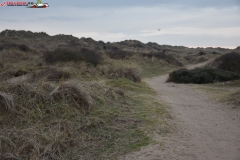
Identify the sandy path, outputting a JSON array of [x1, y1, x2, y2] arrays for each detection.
[[120, 63, 240, 160]]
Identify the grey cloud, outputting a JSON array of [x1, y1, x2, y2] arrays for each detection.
[[50, 0, 240, 8]]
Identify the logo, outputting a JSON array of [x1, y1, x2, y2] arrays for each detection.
[[1, 0, 49, 8], [0, 1, 27, 6]]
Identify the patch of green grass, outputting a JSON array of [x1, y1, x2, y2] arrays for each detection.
[[106, 78, 155, 94], [106, 54, 177, 78], [194, 80, 240, 106], [106, 77, 171, 135]]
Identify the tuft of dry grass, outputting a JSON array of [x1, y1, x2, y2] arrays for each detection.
[[51, 81, 93, 111], [102, 66, 141, 82], [0, 92, 15, 113], [31, 66, 71, 82]]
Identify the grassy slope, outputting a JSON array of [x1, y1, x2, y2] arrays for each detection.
[[0, 48, 171, 160], [0, 30, 228, 159]]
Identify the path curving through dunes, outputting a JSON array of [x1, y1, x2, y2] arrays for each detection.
[[120, 62, 240, 160]]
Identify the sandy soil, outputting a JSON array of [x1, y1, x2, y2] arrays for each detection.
[[120, 63, 240, 160]]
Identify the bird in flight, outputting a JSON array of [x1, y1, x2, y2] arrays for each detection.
[[158, 29, 161, 31]]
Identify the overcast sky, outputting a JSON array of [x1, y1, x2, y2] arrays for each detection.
[[1, 0, 240, 48]]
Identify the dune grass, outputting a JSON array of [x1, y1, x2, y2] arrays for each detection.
[[0, 50, 171, 159], [0, 37, 179, 159]]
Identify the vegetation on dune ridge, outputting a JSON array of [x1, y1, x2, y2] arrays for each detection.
[[167, 68, 240, 84], [0, 29, 49, 38], [142, 51, 183, 66], [43, 48, 103, 66], [207, 52, 240, 74]]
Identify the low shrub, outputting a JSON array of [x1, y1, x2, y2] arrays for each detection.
[[198, 51, 206, 56], [106, 50, 133, 59], [167, 68, 240, 84], [0, 43, 30, 52], [44, 48, 103, 66], [142, 52, 183, 66]]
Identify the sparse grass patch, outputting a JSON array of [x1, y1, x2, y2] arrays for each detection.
[[106, 78, 153, 94], [194, 80, 240, 106], [111, 54, 177, 78], [106, 79, 170, 134], [227, 90, 240, 107]]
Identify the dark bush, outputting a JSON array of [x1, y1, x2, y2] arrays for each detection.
[[0, 44, 30, 52], [184, 55, 193, 61], [167, 68, 240, 84], [235, 46, 240, 50], [18, 44, 30, 51], [98, 40, 105, 44], [143, 52, 183, 66], [198, 52, 206, 56], [106, 50, 133, 60], [44, 48, 103, 66], [15, 69, 28, 77], [69, 39, 81, 46], [80, 48, 103, 66]]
